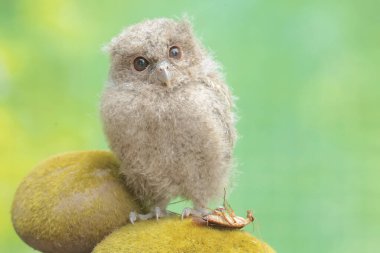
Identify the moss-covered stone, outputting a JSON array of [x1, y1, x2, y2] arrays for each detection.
[[12, 150, 141, 253], [11, 150, 275, 252], [93, 218, 275, 253]]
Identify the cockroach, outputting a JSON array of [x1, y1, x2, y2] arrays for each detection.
[[200, 208, 254, 229], [193, 189, 255, 230]]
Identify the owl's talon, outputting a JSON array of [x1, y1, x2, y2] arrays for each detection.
[[181, 207, 211, 220], [155, 206, 162, 220], [130, 207, 167, 223], [181, 207, 193, 220], [198, 208, 212, 216], [129, 211, 137, 224], [137, 212, 153, 220]]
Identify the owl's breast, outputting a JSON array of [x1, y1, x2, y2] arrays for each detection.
[[101, 82, 234, 185]]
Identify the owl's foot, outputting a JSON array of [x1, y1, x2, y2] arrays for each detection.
[[129, 207, 167, 224], [181, 207, 211, 220]]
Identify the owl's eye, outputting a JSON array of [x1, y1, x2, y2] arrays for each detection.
[[169, 46, 181, 59], [133, 57, 149, 71]]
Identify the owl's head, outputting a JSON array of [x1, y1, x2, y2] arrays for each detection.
[[104, 18, 218, 90]]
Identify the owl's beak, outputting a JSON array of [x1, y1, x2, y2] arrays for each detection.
[[156, 61, 171, 86]]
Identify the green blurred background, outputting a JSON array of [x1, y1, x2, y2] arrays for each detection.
[[1, 0, 379, 252]]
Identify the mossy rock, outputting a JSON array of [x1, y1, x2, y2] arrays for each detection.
[[93, 218, 275, 253], [12, 150, 141, 253]]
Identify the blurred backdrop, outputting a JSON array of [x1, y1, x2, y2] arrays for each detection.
[[1, 0, 379, 252]]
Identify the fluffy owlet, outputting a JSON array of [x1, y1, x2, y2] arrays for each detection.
[[100, 18, 236, 222]]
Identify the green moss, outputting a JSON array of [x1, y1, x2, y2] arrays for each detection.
[[93, 218, 275, 253], [12, 150, 141, 253]]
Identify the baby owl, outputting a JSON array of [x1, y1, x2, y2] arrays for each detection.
[[100, 18, 236, 222]]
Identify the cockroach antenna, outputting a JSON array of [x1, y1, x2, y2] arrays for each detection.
[[223, 188, 227, 207]]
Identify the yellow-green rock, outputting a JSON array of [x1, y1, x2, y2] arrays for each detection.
[[93, 218, 275, 253], [12, 150, 141, 253]]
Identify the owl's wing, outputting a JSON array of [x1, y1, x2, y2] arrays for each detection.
[[202, 77, 237, 148]]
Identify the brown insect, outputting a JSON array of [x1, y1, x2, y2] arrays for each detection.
[[194, 190, 255, 229]]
